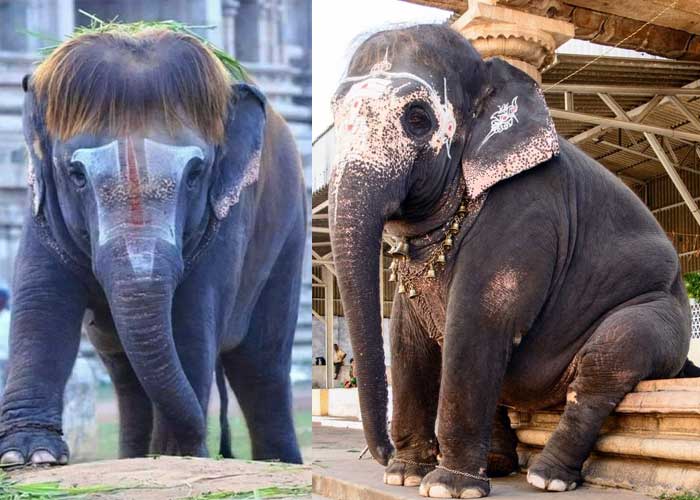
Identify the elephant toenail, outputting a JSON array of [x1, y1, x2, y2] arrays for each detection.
[[384, 473, 403, 485], [460, 488, 485, 499], [30, 450, 56, 464], [404, 476, 422, 487], [0, 451, 24, 465], [548, 479, 567, 491], [526, 471, 547, 490], [568, 482, 578, 491], [58, 455, 68, 465], [428, 485, 453, 498], [419, 482, 430, 496]]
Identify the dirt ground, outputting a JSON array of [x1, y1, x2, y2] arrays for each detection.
[[10, 456, 310, 499]]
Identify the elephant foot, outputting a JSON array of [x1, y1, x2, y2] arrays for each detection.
[[526, 454, 581, 492], [486, 451, 518, 477], [0, 429, 69, 466], [419, 466, 490, 498], [384, 457, 436, 487]]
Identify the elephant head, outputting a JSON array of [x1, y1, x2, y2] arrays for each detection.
[[23, 30, 265, 452], [329, 25, 558, 465]]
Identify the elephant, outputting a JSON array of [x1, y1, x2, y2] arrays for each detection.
[[328, 24, 696, 498], [0, 28, 306, 465]]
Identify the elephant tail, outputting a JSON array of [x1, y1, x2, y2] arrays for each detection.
[[216, 360, 234, 458], [677, 358, 700, 378]]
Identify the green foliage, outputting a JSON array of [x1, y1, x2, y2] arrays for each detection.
[[660, 493, 700, 500], [25, 10, 248, 81], [684, 272, 700, 300], [0, 472, 124, 499], [186, 485, 311, 500]]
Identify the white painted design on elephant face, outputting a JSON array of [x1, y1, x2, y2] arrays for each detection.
[[482, 268, 522, 319], [567, 390, 578, 404], [72, 139, 204, 275], [330, 68, 456, 226], [478, 96, 519, 151]]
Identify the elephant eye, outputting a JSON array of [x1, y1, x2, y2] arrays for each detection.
[[186, 157, 205, 188], [403, 103, 434, 139], [68, 161, 87, 188]]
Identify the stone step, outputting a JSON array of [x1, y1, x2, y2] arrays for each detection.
[[510, 376, 700, 497]]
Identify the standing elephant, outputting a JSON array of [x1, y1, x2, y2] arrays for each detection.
[[0, 28, 305, 465], [329, 25, 695, 498]]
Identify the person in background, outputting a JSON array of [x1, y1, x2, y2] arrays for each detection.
[[333, 343, 346, 380], [344, 358, 357, 388]]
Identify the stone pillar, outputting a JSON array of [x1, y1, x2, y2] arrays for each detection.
[[269, 0, 284, 65], [222, 0, 240, 56], [257, 0, 271, 64], [452, 0, 574, 84]]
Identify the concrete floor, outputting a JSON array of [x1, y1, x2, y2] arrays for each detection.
[[312, 423, 654, 500]]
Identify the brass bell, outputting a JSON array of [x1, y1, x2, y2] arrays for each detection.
[[426, 266, 436, 278], [437, 252, 446, 264], [458, 204, 467, 214], [398, 283, 406, 294], [444, 236, 453, 249], [408, 287, 418, 298], [389, 259, 398, 270], [451, 221, 460, 232], [389, 272, 397, 282]]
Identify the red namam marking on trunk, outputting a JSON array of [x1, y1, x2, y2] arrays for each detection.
[[126, 137, 145, 226]]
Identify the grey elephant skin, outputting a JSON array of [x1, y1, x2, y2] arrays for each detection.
[[0, 30, 305, 465], [329, 25, 697, 498]]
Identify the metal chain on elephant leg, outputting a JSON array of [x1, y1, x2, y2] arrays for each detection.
[[435, 465, 491, 485]]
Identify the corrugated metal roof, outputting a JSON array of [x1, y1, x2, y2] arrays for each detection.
[[543, 54, 700, 181]]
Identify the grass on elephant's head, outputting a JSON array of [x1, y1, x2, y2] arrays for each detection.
[[24, 10, 247, 81]]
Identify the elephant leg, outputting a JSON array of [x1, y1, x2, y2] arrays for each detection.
[[527, 295, 686, 492], [384, 297, 441, 487], [487, 406, 518, 477], [0, 231, 87, 466], [222, 233, 304, 464], [99, 352, 152, 458]]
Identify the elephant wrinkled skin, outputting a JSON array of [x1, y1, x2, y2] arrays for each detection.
[[0, 29, 305, 466], [329, 25, 695, 498]]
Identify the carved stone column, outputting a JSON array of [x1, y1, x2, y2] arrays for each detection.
[[222, 0, 240, 57], [452, 0, 574, 83], [257, 0, 272, 63]]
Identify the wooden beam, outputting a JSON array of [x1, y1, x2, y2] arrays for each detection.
[[568, 78, 700, 145], [550, 109, 700, 143], [564, 91, 574, 112], [669, 95, 700, 132], [645, 133, 700, 228], [312, 199, 329, 214], [547, 84, 700, 96]]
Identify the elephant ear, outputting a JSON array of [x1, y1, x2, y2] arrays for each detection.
[[462, 58, 559, 199], [210, 83, 267, 220], [22, 74, 49, 217]]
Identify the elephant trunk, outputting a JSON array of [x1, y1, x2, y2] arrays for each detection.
[[329, 166, 397, 466], [95, 236, 205, 455]]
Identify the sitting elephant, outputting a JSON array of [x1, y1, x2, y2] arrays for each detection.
[[329, 24, 695, 498], [0, 28, 305, 465]]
